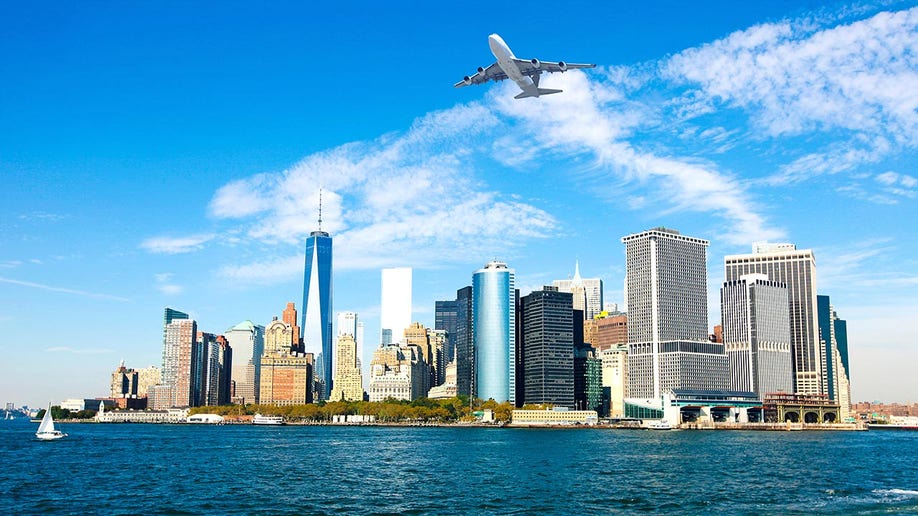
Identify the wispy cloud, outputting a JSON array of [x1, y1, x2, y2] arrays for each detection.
[[45, 346, 114, 355], [140, 234, 216, 254], [153, 273, 184, 295], [0, 260, 22, 269], [0, 276, 129, 302]]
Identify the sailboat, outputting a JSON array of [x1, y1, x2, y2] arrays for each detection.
[[35, 403, 67, 440]]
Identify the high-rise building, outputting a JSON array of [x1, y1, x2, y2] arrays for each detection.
[[622, 228, 729, 411], [553, 261, 604, 320], [574, 343, 603, 412], [282, 302, 301, 350], [600, 344, 628, 418], [520, 286, 574, 408], [453, 286, 474, 397], [329, 334, 364, 402], [367, 345, 428, 402], [818, 295, 851, 417], [725, 243, 822, 395], [380, 267, 412, 344], [225, 320, 265, 404], [111, 361, 137, 398], [163, 318, 197, 408], [721, 274, 793, 397], [260, 306, 313, 406], [215, 336, 232, 405], [473, 261, 516, 404], [195, 332, 222, 406], [428, 329, 447, 387], [302, 205, 333, 399], [590, 312, 628, 352], [136, 365, 161, 398], [435, 299, 459, 362]]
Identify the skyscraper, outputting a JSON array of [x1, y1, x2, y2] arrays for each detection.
[[818, 295, 851, 414], [473, 261, 516, 404], [622, 228, 729, 409], [724, 243, 822, 395], [302, 223, 333, 399], [553, 261, 604, 320], [720, 274, 793, 397], [225, 320, 265, 404], [454, 286, 474, 397], [329, 334, 364, 401], [260, 305, 313, 406], [520, 287, 574, 408], [435, 299, 459, 362], [380, 267, 412, 344], [163, 318, 197, 408]]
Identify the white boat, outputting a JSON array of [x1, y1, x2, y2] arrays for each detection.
[[36, 404, 67, 440], [252, 413, 285, 425]]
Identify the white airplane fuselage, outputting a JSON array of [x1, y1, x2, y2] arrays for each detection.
[[488, 34, 536, 94]]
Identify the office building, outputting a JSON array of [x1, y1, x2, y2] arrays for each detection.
[[622, 228, 729, 412], [721, 274, 793, 397], [226, 320, 265, 404], [818, 295, 851, 418], [260, 305, 313, 405], [435, 299, 459, 362], [367, 345, 428, 402], [553, 261, 604, 320], [302, 202, 333, 399], [473, 261, 516, 404], [520, 287, 574, 408], [575, 343, 603, 412], [725, 243, 823, 395], [380, 267, 412, 344], [600, 344, 628, 418], [590, 312, 628, 352], [163, 318, 197, 408], [329, 334, 364, 402], [450, 286, 474, 397], [195, 332, 222, 406]]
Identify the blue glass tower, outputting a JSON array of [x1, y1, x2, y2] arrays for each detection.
[[302, 228, 333, 400], [473, 261, 516, 404]]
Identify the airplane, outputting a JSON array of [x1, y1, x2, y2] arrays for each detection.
[[455, 34, 596, 99]]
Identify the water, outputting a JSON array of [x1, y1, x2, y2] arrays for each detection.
[[2, 420, 917, 514]]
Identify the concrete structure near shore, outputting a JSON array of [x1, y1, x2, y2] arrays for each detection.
[[96, 408, 189, 423], [510, 408, 599, 426]]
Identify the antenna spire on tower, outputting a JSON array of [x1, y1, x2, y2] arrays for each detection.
[[318, 188, 323, 232]]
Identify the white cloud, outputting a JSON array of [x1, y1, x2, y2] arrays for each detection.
[[45, 346, 114, 355], [140, 234, 216, 254], [663, 7, 918, 182]]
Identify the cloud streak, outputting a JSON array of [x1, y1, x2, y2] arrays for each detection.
[[0, 276, 129, 302]]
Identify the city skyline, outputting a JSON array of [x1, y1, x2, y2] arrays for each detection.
[[2, 2, 917, 407]]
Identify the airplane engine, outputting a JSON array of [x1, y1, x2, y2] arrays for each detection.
[[558, 61, 568, 71], [530, 58, 541, 69], [463, 76, 472, 85], [477, 66, 486, 74]]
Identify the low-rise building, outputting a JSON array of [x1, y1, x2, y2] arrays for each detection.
[[510, 408, 599, 426]]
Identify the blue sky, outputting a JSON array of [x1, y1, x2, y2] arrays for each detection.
[[2, 1, 916, 407]]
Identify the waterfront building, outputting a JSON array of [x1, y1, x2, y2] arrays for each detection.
[[302, 203, 333, 399], [724, 243, 823, 396], [111, 361, 138, 398], [428, 352, 458, 399], [574, 343, 603, 413], [428, 329, 447, 387], [163, 318, 198, 408], [435, 299, 459, 362], [520, 287, 574, 408], [329, 334, 364, 402], [195, 332, 222, 406], [380, 267, 412, 344], [215, 336, 232, 405], [367, 345, 428, 402], [225, 320, 265, 405], [591, 312, 628, 352], [510, 408, 599, 426], [146, 384, 173, 411], [600, 344, 628, 418], [260, 307, 313, 405], [622, 228, 729, 415], [553, 261, 604, 320], [720, 274, 793, 397], [473, 261, 516, 404]]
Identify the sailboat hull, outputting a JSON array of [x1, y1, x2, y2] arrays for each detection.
[[36, 431, 67, 440]]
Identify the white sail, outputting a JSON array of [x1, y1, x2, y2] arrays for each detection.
[[37, 405, 55, 434]]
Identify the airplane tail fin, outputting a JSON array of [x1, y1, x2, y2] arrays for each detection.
[[514, 88, 563, 99]]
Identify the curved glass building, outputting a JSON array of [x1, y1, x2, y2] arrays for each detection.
[[473, 261, 516, 404]]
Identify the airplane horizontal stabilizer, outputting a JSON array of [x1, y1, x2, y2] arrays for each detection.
[[514, 88, 563, 99]]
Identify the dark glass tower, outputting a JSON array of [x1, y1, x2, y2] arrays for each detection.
[[435, 300, 459, 361], [302, 229, 333, 400], [454, 286, 473, 397], [520, 287, 574, 408]]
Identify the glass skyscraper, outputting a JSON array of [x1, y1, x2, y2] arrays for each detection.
[[302, 229, 333, 399], [473, 261, 516, 404]]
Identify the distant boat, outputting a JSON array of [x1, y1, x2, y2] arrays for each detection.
[[35, 404, 67, 440], [648, 419, 674, 430], [252, 414, 285, 426]]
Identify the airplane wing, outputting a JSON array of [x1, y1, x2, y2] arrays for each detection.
[[512, 58, 596, 76], [454, 62, 507, 88]]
